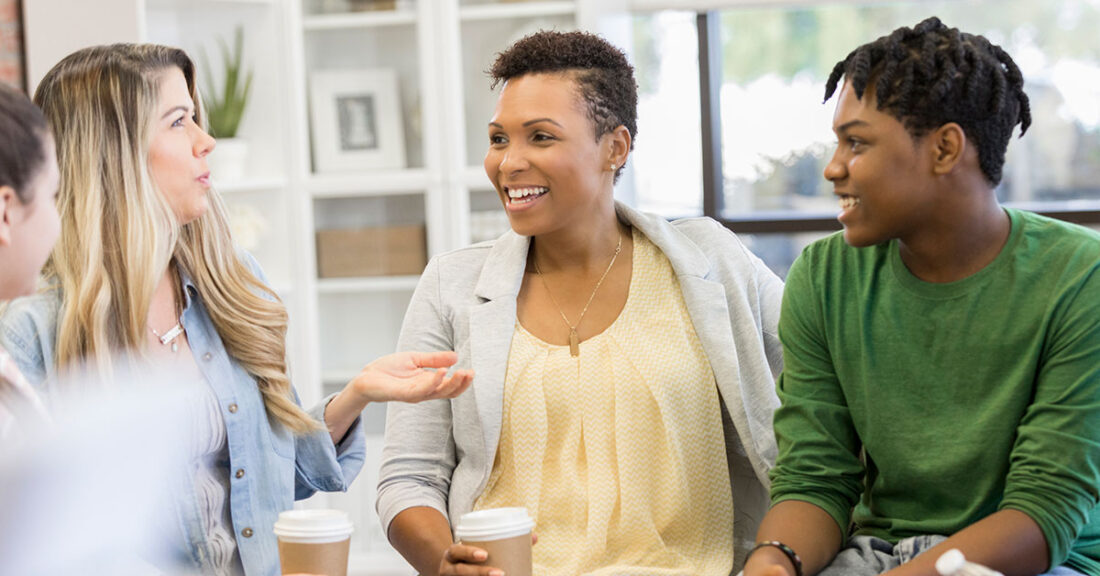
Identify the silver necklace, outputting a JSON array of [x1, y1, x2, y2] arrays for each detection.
[[150, 321, 185, 353]]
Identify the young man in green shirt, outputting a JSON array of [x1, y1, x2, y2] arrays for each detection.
[[743, 16, 1100, 576]]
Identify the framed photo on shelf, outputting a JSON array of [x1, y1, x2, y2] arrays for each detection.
[[309, 68, 405, 172]]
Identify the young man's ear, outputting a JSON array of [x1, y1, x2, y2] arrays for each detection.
[[0, 186, 16, 247], [930, 122, 967, 175]]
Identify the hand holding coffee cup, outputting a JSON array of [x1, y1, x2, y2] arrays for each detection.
[[273, 509, 354, 576], [445, 508, 534, 576]]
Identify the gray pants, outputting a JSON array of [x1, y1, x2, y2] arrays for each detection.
[[815, 535, 1084, 576]]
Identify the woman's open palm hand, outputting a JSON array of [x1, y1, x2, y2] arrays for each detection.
[[350, 351, 473, 404]]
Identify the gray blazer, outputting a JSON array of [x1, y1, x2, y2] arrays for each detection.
[[378, 202, 784, 569]]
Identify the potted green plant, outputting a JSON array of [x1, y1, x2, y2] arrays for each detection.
[[201, 26, 253, 183]]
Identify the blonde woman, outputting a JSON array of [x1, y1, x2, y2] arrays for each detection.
[[0, 44, 471, 576]]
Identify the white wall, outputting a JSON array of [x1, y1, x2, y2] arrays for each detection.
[[22, 0, 143, 94]]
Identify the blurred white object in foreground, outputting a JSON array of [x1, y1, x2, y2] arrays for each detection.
[[935, 548, 1006, 576], [0, 361, 206, 576]]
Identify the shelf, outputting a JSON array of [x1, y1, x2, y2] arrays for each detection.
[[303, 10, 417, 31], [316, 275, 421, 294], [146, 0, 274, 7], [215, 176, 287, 194], [308, 169, 436, 198], [459, 1, 575, 22]]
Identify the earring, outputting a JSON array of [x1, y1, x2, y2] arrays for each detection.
[[609, 162, 617, 171]]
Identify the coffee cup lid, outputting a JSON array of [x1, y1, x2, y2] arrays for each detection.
[[273, 509, 354, 544], [453, 507, 534, 542]]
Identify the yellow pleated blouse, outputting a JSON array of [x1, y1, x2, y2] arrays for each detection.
[[474, 229, 734, 576]]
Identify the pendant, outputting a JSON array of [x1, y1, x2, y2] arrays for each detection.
[[156, 322, 185, 353], [159, 323, 185, 346], [569, 329, 580, 357]]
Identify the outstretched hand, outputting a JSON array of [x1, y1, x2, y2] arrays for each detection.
[[349, 351, 473, 404]]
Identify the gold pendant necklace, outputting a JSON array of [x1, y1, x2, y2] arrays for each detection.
[[533, 228, 623, 357]]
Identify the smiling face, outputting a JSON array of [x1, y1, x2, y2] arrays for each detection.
[[484, 73, 619, 238], [825, 80, 939, 247], [147, 66, 215, 225]]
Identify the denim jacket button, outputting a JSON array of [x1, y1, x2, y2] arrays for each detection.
[[242, 527, 253, 538], [228, 403, 238, 414], [203, 352, 212, 361], [235, 468, 245, 479]]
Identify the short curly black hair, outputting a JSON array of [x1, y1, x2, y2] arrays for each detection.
[[824, 16, 1031, 186], [489, 30, 638, 182]]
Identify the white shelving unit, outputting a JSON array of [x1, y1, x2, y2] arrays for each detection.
[[459, 0, 576, 21], [25, 0, 630, 574], [302, 10, 419, 30], [214, 177, 288, 194], [317, 276, 422, 294], [306, 169, 437, 198]]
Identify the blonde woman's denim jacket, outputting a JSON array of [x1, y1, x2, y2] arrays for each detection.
[[0, 255, 365, 576]]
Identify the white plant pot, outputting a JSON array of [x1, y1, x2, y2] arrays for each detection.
[[208, 137, 249, 184]]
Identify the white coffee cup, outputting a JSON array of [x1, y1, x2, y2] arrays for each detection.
[[273, 509, 354, 576], [454, 507, 534, 576]]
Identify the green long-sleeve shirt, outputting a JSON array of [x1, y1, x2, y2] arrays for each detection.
[[771, 208, 1100, 573]]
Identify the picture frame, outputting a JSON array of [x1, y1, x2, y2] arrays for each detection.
[[309, 68, 405, 172]]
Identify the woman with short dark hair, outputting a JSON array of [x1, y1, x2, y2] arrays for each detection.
[[380, 30, 784, 576]]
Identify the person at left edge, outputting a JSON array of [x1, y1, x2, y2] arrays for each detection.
[[0, 82, 59, 441], [0, 43, 473, 576]]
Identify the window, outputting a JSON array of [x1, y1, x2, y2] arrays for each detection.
[[629, 10, 703, 218], [627, 0, 1100, 276]]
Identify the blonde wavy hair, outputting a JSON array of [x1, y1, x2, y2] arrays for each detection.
[[34, 43, 318, 433]]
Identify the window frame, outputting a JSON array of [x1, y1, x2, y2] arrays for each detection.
[[690, 10, 1100, 234]]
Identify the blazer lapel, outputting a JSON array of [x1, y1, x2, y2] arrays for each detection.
[[620, 202, 744, 404], [677, 276, 744, 420], [468, 299, 518, 459], [620, 202, 770, 479], [618, 204, 735, 329], [468, 231, 529, 463]]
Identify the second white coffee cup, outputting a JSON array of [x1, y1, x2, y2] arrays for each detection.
[[273, 509, 354, 576], [454, 507, 534, 576]]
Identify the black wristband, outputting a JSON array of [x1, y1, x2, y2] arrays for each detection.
[[746, 541, 803, 576]]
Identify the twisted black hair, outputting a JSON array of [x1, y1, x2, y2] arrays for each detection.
[[824, 16, 1031, 186], [0, 82, 50, 203], [489, 30, 638, 182]]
